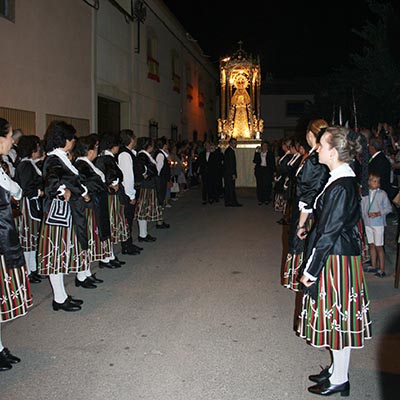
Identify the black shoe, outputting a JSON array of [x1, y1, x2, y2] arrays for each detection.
[[67, 295, 83, 305], [75, 277, 97, 289], [121, 247, 140, 255], [88, 273, 104, 284], [110, 259, 123, 268], [114, 256, 126, 265], [0, 348, 21, 364], [52, 298, 82, 312], [156, 222, 170, 229], [232, 203, 243, 207], [202, 201, 207, 205], [309, 366, 332, 384], [308, 380, 350, 396], [0, 355, 12, 371], [99, 260, 121, 269], [138, 234, 157, 242], [131, 244, 143, 251], [29, 273, 42, 283]]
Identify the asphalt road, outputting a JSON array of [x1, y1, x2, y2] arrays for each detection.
[[1, 187, 399, 400]]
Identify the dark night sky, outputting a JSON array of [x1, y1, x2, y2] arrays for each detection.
[[163, 0, 396, 78]]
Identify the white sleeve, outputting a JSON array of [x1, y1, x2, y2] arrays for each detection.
[[118, 152, 136, 199], [9, 177, 22, 200], [156, 153, 163, 175]]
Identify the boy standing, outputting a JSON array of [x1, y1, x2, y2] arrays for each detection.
[[361, 172, 393, 277]]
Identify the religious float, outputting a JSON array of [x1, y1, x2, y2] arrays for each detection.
[[218, 42, 264, 187]]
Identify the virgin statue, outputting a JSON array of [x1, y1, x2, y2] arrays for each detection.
[[230, 75, 251, 139]]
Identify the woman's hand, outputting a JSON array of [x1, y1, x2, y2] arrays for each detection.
[[63, 189, 71, 202], [297, 226, 308, 240], [83, 194, 91, 203], [300, 274, 314, 288]]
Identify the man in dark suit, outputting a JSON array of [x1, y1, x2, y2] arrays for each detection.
[[223, 137, 242, 207], [253, 140, 276, 204], [368, 139, 395, 200], [198, 142, 218, 204]]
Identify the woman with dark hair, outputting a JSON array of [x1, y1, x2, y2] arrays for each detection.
[[135, 137, 169, 242], [94, 133, 128, 268], [282, 119, 329, 292], [73, 134, 111, 286], [37, 120, 90, 312], [297, 126, 372, 396], [0, 118, 32, 371], [14, 135, 44, 284]]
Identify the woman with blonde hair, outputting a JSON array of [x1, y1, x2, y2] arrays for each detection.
[[297, 126, 371, 396]]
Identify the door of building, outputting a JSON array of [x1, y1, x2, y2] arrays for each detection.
[[98, 96, 120, 135]]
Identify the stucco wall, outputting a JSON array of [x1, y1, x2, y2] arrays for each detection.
[[0, 0, 92, 136]]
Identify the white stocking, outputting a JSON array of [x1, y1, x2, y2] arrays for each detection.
[[24, 251, 37, 273], [330, 348, 351, 384], [49, 274, 68, 303], [76, 271, 86, 282], [109, 245, 115, 261], [85, 266, 92, 277], [138, 220, 147, 238]]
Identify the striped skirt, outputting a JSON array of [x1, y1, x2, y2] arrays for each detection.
[[108, 194, 129, 244], [37, 216, 89, 275], [18, 197, 41, 252], [282, 216, 314, 292], [297, 255, 372, 350], [135, 187, 163, 222], [86, 208, 112, 262], [282, 252, 303, 292], [0, 256, 32, 322]]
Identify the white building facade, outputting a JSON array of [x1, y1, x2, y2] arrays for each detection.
[[0, 0, 218, 141]]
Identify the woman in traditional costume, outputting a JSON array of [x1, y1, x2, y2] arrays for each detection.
[[73, 134, 111, 287], [94, 133, 128, 268], [297, 126, 371, 396], [135, 137, 169, 242], [0, 118, 32, 371], [282, 119, 329, 291], [14, 135, 44, 284], [38, 120, 90, 311]]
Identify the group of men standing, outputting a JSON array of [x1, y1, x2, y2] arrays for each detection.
[[197, 137, 245, 207]]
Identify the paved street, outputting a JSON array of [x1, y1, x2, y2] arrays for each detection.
[[1, 187, 399, 400]]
